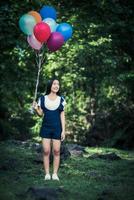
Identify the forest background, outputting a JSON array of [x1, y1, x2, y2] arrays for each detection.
[[0, 0, 134, 150]]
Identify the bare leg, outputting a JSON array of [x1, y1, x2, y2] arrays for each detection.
[[52, 139, 61, 174], [42, 138, 51, 174]]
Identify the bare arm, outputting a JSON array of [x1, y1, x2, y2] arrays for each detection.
[[60, 111, 65, 141]]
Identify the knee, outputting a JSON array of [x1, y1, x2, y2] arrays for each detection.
[[53, 149, 60, 156], [43, 150, 50, 156]]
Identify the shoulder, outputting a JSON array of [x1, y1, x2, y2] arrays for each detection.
[[59, 95, 65, 102], [39, 94, 45, 98], [60, 96, 66, 106], [60, 95, 65, 100], [37, 95, 45, 107], [38, 95, 45, 103], [39, 95, 45, 101]]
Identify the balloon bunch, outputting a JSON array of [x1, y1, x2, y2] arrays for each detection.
[[19, 5, 73, 52], [19, 6, 73, 113]]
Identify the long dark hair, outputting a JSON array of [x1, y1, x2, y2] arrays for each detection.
[[45, 78, 61, 95]]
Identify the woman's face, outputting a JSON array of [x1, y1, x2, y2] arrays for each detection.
[[51, 80, 60, 93]]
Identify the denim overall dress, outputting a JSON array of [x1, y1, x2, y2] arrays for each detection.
[[39, 95, 65, 140]]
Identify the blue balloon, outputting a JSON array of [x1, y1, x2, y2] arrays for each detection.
[[39, 6, 57, 20], [56, 23, 73, 41]]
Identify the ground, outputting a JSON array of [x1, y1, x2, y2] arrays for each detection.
[[0, 140, 134, 200]]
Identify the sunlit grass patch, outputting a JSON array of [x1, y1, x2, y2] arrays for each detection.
[[84, 146, 134, 160]]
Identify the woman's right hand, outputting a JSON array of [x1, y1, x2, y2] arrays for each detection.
[[32, 101, 38, 110]]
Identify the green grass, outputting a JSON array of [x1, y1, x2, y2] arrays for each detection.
[[0, 140, 134, 200]]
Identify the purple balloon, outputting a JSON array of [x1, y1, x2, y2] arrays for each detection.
[[47, 32, 64, 52]]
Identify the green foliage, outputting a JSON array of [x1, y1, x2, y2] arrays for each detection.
[[0, 0, 134, 148]]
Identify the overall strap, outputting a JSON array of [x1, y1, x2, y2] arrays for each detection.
[[40, 95, 45, 110]]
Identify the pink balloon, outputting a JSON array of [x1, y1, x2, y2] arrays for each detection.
[[27, 34, 42, 50], [47, 32, 64, 52]]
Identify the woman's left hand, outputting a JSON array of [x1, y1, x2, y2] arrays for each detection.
[[61, 132, 65, 141]]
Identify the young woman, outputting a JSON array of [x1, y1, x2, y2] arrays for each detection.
[[32, 78, 66, 181]]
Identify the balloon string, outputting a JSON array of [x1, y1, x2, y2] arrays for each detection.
[[33, 46, 47, 102], [33, 50, 44, 101], [34, 59, 40, 101]]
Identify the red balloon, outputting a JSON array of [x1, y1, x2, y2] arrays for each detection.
[[34, 22, 51, 42]]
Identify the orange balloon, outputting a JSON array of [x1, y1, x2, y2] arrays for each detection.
[[28, 11, 42, 23]]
